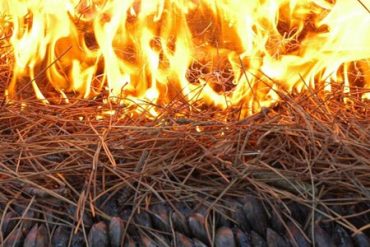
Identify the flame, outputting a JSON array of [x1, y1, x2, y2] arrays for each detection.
[[1, 0, 369, 116]]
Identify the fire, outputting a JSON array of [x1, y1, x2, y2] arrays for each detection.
[[1, 0, 369, 116]]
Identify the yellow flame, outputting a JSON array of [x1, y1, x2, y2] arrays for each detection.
[[1, 0, 369, 116]]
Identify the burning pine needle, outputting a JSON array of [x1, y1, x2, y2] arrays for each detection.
[[0, 0, 369, 246]]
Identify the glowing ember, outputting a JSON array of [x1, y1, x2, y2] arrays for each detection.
[[1, 0, 369, 116]]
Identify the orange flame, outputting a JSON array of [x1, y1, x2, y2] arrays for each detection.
[[1, 0, 369, 116]]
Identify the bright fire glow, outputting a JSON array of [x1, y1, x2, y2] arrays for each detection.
[[1, 0, 369, 116]]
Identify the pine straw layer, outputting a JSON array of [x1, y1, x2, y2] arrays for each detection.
[[0, 86, 369, 239]]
